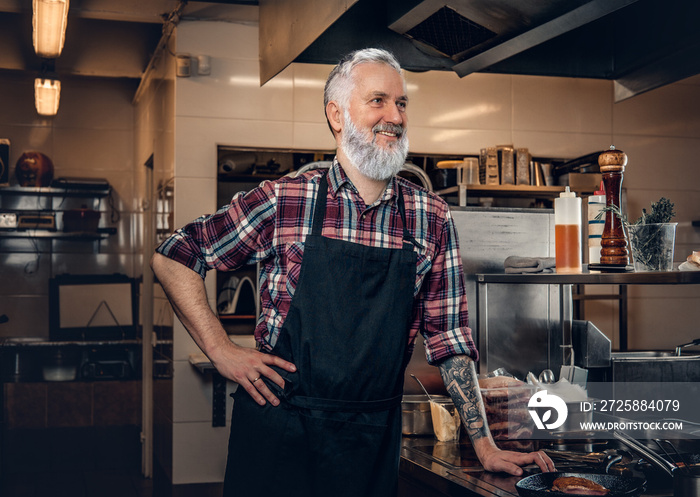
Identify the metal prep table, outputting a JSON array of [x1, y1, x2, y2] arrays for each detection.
[[399, 436, 694, 497], [475, 269, 700, 376]]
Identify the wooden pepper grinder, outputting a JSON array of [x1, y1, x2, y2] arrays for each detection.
[[599, 146, 629, 266]]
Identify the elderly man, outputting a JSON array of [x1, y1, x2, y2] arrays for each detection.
[[151, 48, 553, 497]]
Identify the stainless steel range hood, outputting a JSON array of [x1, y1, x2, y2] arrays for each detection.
[[260, 0, 700, 102]]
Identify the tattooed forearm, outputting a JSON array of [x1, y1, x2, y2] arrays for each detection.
[[438, 355, 490, 442]]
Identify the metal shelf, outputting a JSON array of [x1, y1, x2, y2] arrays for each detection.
[[0, 185, 115, 241], [0, 185, 111, 198], [437, 184, 595, 199], [0, 228, 114, 240], [477, 269, 700, 285], [477, 269, 700, 354]]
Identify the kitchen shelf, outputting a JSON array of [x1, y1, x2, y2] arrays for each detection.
[[436, 184, 596, 199], [0, 183, 115, 243], [477, 269, 700, 285], [0, 185, 111, 198], [0, 228, 115, 240], [476, 268, 700, 359], [217, 173, 286, 182], [2, 338, 141, 347]]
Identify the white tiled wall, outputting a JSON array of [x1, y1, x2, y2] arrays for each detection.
[[161, 19, 700, 484], [0, 72, 141, 339]]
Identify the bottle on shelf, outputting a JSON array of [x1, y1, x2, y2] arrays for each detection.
[[555, 186, 582, 273]]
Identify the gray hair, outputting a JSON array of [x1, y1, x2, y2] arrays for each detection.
[[323, 48, 403, 132]]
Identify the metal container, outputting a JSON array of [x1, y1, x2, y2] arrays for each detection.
[[674, 468, 700, 497], [401, 394, 448, 436], [42, 348, 81, 381], [611, 351, 700, 382]]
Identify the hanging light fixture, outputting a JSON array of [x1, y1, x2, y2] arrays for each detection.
[[35, 78, 61, 116], [32, 0, 70, 58]]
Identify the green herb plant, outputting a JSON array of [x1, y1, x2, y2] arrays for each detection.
[[596, 197, 676, 269]]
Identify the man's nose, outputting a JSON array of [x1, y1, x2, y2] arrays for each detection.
[[384, 103, 405, 125]]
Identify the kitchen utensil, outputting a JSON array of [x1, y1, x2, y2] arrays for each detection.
[[543, 448, 625, 473], [674, 467, 700, 497], [532, 161, 545, 186], [41, 347, 80, 381], [654, 439, 691, 473], [649, 440, 700, 497], [401, 394, 449, 436], [516, 472, 646, 497], [613, 431, 674, 477], [599, 147, 630, 266], [675, 338, 700, 356], [538, 369, 555, 384], [465, 157, 480, 185], [410, 373, 434, 401]]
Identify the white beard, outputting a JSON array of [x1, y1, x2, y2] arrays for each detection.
[[340, 109, 409, 181]]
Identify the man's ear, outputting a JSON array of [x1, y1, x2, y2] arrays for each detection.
[[326, 101, 342, 135]]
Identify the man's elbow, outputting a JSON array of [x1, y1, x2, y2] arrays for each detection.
[[150, 251, 167, 275]]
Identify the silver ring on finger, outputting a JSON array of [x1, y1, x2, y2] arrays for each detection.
[[252, 376, 261, 384]]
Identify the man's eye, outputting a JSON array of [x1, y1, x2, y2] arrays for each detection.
[[397, 101, 407, 110], [371, 98, 383, 104]]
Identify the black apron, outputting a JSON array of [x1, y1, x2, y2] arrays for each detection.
[[223, 172, 417, 497]]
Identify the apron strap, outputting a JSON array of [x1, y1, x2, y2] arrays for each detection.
[[311, 171, 329, 237], [312, 170, 423, 249], [396, 182, 424, 250]]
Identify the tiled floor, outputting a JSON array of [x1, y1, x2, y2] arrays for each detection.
[[2, 425, 153, 497]]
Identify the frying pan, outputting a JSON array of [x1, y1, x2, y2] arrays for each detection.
[[516, 472, 647, 497]]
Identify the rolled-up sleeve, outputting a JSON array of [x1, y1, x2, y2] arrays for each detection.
[[156, 181, 277, 278], [419, 208, 478, 365]]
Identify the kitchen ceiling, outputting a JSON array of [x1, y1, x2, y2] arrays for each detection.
[[0, 0, 698, 103], [0, 0, 256, 79]]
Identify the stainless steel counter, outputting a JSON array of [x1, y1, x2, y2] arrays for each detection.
[[399, 437, 676, 497], [477, 270, 700, 285], [400, 438, 525, 497], [0, 337, 145, 382], [1, 338, 143, 347]]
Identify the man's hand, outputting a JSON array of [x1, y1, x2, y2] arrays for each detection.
[[151, 253, 296, 406], [209, 341, 296, 407], [477, 442, 555, 476], [437, 355, 555, 476]]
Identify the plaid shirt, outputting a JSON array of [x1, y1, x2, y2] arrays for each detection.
[[157, 159, 477, 365]]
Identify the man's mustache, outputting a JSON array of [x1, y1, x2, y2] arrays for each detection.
[[372, 123, 404, 138]]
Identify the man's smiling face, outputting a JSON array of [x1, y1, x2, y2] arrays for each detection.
[[339, 62, 409, 181], [343, 62, 408, 150]]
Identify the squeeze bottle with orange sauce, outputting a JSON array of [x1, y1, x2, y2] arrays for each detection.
[[555, 186, 582, 273]]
